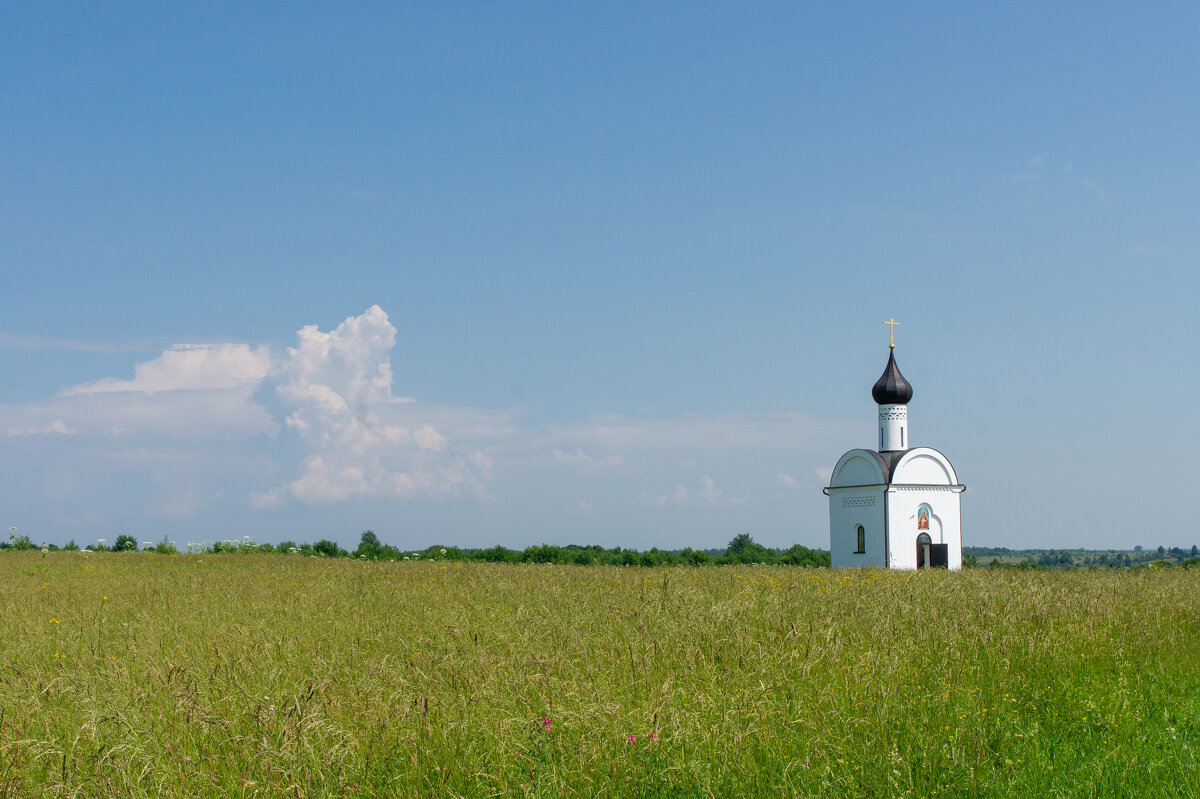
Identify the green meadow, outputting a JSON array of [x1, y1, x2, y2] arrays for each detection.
[[2, 552, 1197, 798]]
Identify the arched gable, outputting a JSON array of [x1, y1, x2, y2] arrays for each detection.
[[829, 449, 888, 488], [890, 447, 959, 486]]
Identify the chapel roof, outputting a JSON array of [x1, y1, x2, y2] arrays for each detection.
[[859, 449, 907, 482], [829, 446, 960, 488], [871, 349, 913, 405]]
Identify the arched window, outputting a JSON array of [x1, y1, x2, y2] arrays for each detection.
[[855, 525, 865, 554]]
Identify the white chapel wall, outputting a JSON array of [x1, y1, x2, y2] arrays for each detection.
[[886, 487, 962, 570], [829, 489, 887, 568]]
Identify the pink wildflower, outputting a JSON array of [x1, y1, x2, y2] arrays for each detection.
[[648, 733, 658, 742], [627, 734, 636, 743], [539, 716, 553, 732]]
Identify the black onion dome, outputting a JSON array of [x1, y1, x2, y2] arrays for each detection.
[[871, 349, 913, 405]]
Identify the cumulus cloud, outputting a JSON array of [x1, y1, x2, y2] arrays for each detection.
[[697, 475, 723, 505], [0, 346, 274, 440], [66, 343, 270, 394], [654, 483, 689, 507], [256, 306, 491, 505]]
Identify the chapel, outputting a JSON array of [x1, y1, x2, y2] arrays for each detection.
[[824, 321, 965, 569]]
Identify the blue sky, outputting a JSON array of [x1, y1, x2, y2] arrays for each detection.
[[3, 3, 1198, 551]]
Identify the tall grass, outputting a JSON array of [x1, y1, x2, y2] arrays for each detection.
[[2, 552, 1197, 797]]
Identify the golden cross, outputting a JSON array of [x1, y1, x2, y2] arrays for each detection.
[[882, 318, 900, 349]]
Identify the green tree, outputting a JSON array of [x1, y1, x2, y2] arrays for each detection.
[[725, 533, 769, 564], [780, 544, 829, 567], [113, 534, 138, 552], [313, 539, 342, 558], [356, 530, 382, 559]]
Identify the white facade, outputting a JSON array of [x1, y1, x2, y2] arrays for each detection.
[[827, 451, 888, 568], [825, 349, 965, 569]]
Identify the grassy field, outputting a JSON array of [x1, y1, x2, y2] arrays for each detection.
[[2, 553, 1197, 798]]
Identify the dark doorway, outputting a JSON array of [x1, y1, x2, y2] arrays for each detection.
[[930, 544, 949, 569], [916, 533, 932, 568]]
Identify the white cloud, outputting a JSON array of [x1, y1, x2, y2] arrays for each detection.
[[66, 343, 270, 394], [249, 489, 283, 510], [257, 306, 490, 505], [7, 419, 76, 437], [414, 425, 447, 451], [552, 448, 590, 463], [698, 475, 723, 505], [1, 365, 274, 440], [777, 472, 799, 490], [654, 483, 688, 507]]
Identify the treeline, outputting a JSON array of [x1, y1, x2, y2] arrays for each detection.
[[307, 531, 831, 567], [13, 528, 1197, 570], [4, 528, 831, 567], [965, 544, 1200, 569]]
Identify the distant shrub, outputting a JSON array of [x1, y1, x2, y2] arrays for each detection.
[[779, 544, 829, 567], [725, 533, 770, 564], [474, 545, 519, 563], [312, 539, 343, 558], [522, 544, 560, 564], [113, 534, 138, 552], [154, 536, 178, 555]]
